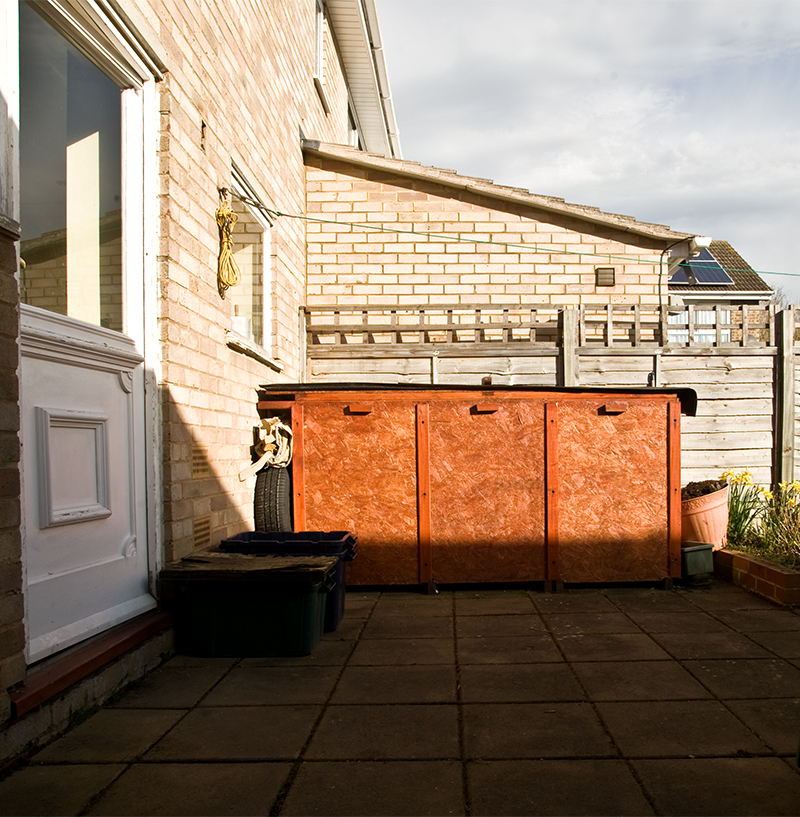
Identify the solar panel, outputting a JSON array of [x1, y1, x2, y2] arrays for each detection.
[[670, 248, 734, 285]]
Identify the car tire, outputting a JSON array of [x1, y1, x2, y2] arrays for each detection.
[[254, 466, 293, 531]]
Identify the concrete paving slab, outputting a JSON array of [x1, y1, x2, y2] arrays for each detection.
[[555, 632, 670, 662], [622, 610, 730, 633], [0, 763, 126, 816], [199, 665, 340, 706], [160, 656, 239, 669], [281, 760, 465, 816], [540, 612, 641, 635], [237, 638, 355, 667], [455, 614, 546, 638], [331, 665, 457, 703], [31, 709, 185, 763], [85, 762, 291, 816], [109, 666, 229, 709], [361, 616, 454, 639], [604, 588, 696, 613], [455, 593, 537, 616], [457, 634, 563, 664], [532, 591, 618, 614], [467, 759, 655, 816], [746, 630, 800, 659], [651, 631, 773, 660], [725, 698, 800, 755], [596, 700, 770, 757], [323, 617, 366, 640], [371, 593, 454, 617], [714, 609, 800, 632], [344, 593, 381, 618], [684, 583, 779, 610], [459, 663, 585, 703], [349, 637, 455, 665], [305, 704, 459, 760], [683, 658, 800, 699], [571, 661, 713, 701], [462, 702, 615, 759], [143, 706, 320, 761], [633, 757, 800, 816], [8, 581, 800, 817]]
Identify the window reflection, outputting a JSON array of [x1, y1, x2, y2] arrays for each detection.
[[19, 1, 123, 332]]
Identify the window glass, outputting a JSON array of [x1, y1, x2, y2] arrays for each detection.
[[228, 189, 270, 348], [18, 1, 123, 332]]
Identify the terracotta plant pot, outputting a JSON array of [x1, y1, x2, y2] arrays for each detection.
[[681, 484, 729, 550]]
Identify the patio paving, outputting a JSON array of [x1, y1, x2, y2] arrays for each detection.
[[2, 579, 800, 815]]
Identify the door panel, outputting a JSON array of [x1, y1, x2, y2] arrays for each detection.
[[557, 400, 668, 583], [428, 400, 546, 583], [21, 307, 154, 662], [302, 400, 419, 584]]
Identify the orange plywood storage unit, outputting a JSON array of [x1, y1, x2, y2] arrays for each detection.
[[256, 384, 696, 588]]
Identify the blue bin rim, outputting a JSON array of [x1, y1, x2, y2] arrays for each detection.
[[219, 530, 357, 560]]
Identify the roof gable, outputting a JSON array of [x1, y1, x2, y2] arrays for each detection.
[[303, 140, 693, 246]]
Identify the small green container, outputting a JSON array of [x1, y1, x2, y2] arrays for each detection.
[[682, 542, 714, 577]]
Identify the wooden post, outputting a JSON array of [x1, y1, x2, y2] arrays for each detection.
[[416, 404, 433, 592], [545, 403, 560, 586], [667, 400, 682, 578], [291, 404, 306, 530], [774, 308, 795, 484], [559, 307, 578, 386]]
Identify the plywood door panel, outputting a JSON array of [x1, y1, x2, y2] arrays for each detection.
[[557, 399, 669, 583], [302, 400, 419, 584], [428, 399, 547, 583]]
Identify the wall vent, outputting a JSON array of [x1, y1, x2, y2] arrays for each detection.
[[194, 516, 211, 549], [192, 445, 210, 478]]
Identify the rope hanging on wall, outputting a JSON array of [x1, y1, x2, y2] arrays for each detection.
[[215, 188, 240, 298]]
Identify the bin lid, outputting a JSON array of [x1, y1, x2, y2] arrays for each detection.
[[160, 550, 338, 583], [257, 382, 698, 416]]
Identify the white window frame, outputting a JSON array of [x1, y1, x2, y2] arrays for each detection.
[[313, 0, 330, 114], [224, 166, 282, 372]]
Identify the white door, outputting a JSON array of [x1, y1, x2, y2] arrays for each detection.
[[17, 2, 156, 663], [20, 309, 154, 662]]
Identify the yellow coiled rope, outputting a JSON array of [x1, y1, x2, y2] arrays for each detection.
[[215, 189, 240, 298]]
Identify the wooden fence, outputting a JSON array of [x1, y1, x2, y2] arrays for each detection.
[[302, 303, 793, 486]]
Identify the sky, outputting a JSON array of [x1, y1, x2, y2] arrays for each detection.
[[375, 0, 800, 301]]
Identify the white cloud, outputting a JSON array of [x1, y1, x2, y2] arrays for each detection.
[[376, 0, 800, 294]]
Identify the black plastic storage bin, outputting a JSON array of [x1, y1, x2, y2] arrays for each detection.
[[219, 531, 357, 632], [161, 551, 338, 657]]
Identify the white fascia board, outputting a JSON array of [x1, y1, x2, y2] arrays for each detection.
[[672, 291, 773, 300]]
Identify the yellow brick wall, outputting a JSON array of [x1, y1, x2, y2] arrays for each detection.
[[121, 0, 355, 560], [305, 157, 665, 309]]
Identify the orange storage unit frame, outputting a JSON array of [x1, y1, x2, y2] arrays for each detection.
[[257, 385, 696, 587]]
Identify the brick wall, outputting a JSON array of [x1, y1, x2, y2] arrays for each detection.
[[305, 156, 665, 309], [120, 0, 356, 561], [0, 230, 23, 724]]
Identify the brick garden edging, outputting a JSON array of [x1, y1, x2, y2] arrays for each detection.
[[714, 549, 800, 605]]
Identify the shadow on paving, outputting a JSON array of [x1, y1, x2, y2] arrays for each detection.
[[2, 579, 800, 816]]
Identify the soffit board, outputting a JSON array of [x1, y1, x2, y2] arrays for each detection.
[[326, 0, 391, 156]]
